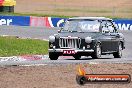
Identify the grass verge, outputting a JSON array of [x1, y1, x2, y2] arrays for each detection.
[[0, 12, 72, 18], [0, 12, 131, 19], [0, 36, 48, 57]]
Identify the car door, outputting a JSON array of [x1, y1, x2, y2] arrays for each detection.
[[100, 20, 113, 53], [107, 21, 119, 52]]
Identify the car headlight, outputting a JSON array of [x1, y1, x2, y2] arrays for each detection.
[[85, 37, 92, 43], [49, 36, 55, 43]]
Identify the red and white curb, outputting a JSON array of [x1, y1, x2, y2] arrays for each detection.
[[0, 55, 73, 62], [19, 55, 49, 61], [0, 56, 23, 62], [1, 35, 49, 41], [0, 55, 49, 62]]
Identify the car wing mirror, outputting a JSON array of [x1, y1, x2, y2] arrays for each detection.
[[115, 34, 120, 38], [58, 27, 63, 33]]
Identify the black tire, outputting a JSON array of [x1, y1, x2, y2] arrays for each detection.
[[76, 75, 86, 85], [73, 55, 81, 60], [91, 43, 101, 59], [113, 43, 122, 58], [49, 52, 59, 60]]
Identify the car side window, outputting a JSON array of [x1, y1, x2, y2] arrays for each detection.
[[101, 21, 109, 33], [107, 21, 115, 33]]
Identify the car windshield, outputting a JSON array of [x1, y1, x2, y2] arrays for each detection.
[[63, 20, 101, 32]]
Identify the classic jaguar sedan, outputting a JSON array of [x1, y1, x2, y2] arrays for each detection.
[[48, 17, 125, 60]]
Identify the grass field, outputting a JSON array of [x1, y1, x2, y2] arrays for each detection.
[[0, 12, 72, 18], [0, 36, 48, 56], [15, 0, 132, 18]]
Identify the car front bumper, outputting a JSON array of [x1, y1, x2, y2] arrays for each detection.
[[48, 48, 94, 53]]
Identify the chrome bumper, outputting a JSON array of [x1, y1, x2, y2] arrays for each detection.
[[48, 48, 94, 53]]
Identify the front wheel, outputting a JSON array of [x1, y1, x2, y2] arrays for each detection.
[[49, 52, 59, 60], [113, 43, 122, 58], [91, 43, 101, 59]]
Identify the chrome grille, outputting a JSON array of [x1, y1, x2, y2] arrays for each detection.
[[59, 37, 81, 48]]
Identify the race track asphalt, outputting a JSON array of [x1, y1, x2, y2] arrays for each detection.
[[0, 26, 132, 65]]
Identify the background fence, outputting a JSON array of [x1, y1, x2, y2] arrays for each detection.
[[0, 15, 132, 30]]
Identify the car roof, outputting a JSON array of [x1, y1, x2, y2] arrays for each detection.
[[69, 17, 113, 21]]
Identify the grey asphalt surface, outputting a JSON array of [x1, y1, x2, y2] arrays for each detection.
[[0, 26, 58, 40], [0, 25, 132, 65]]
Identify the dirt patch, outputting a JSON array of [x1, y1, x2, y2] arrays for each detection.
[[15, 0, 132, 18], [0, 63, 131, 88]]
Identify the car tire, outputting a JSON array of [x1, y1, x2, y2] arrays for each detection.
[[113, 43, 122, 58], [91, 43, 101, 59], [73, 55, 81, 60], [49, 52, 59, 60]]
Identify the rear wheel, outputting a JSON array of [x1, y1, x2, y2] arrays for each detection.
[[113, 43, 122, 58], [49, 52, 59, 60], [91, 43, 101, 59]]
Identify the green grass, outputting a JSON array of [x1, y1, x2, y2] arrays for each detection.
[[0, 12, 72, 18], [0, 36, 48, 57], [0, 12, 132, 19]]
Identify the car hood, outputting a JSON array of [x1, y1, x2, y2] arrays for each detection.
[[57, 32, 101, 39]]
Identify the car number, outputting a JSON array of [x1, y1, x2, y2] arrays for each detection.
[[63, 50, 75, 54]]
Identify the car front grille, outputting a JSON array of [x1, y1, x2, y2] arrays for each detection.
[[59, 37, 81, 49]]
